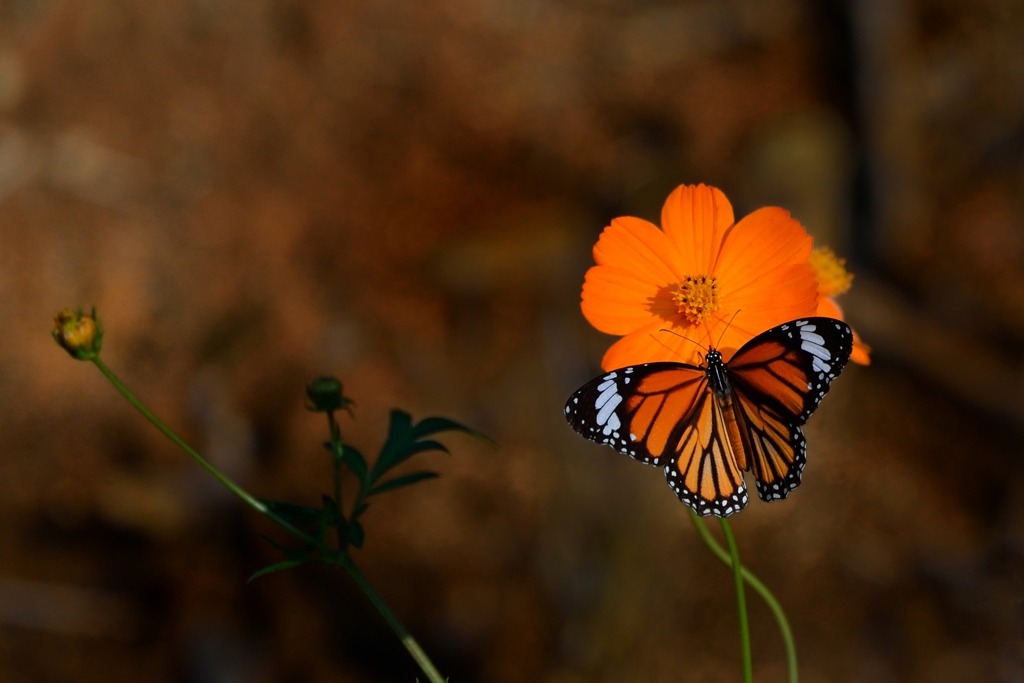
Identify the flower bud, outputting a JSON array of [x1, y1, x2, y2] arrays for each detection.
[[52, 307, 103, 360], [306, 375, 353, 413]]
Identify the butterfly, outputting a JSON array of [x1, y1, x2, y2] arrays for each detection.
[[564, 317, 853, 517]]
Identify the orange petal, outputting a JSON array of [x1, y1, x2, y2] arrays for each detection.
[[712, 207, 813, 291], [816, 297, 871, 365], [724, 263, 818, 314], [712, 319, 769, 361], [601, 316, 705, 371], [592, 216, 684, 284], [714, 263, 819, 355], [660, 184, 735, 275], [816, 297, 843, 320], [851, 333, 872, 365], [581, 265, 669, 335]]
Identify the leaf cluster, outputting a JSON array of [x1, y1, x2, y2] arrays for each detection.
[[250, 383, 489, 581]]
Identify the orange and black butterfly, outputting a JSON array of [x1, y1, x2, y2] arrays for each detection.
[[565, 318, 853, 517]]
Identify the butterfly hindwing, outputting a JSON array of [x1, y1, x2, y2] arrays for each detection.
[[664, 392, 749, 517], [731, 391, 807, 503]]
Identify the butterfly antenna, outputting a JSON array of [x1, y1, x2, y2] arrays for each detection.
[[659, 328, 709, 352], [648, 334, 690, 362], [714, 309, 742, 349]]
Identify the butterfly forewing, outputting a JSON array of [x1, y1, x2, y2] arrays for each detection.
[[564, 362, 705, 466], [728, 317, 853, 425]]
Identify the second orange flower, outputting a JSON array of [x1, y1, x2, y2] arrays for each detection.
[[581, 184, 819, 370]]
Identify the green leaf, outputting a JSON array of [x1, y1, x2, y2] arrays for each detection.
[[391, 409, 413, 434], [256, 533, 308, 558], [371, 410, 412, 477], [312, 497, 338, 542], [373, 440, 450, 479], [413, 416, 493, 445], [342, 444, 368, 481], [371, 410, 490, 482], [351, 502, 369, 521], [406, 440, 450, 457], [260, 500, 322, 526], [321, 495, 339, 522], [369, 471, 440, 497], [347, 519, 365, 548], [248, 558, 306, 582]]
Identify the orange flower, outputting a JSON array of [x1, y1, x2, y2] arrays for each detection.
[[809, 247, 871, 365], [581, 184, 819, 370]]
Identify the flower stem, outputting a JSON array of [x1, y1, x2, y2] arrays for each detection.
[[91, 358, 315, 534], [690, 511, 797, 683], [336, 551, 446, 683], [720, 518, 752, 683], [327, 411, 345, 547], [91, 357, 447, 683]]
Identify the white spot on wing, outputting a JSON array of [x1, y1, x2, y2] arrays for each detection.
[[602, 412, 621, 435], [801, 340, 831, 361], [595, 385, 618, 410], [812, 356, 830, 373], [595, 393, 622, 426], [799, 330, 826, 346]]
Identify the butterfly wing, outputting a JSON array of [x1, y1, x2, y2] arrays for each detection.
[[565, 362, 749, 517], [729, 391, 807, 503], [664, 391, 749, 517], [565, 363, 704, 465], [726, 317, 853, 502]]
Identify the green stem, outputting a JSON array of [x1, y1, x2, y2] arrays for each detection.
[[92, 356, 446, 683], [336, 551, 446, 683], [720, 518, 752, 683], [691, 511, 796, 683], [93, 358, 316, 545], [327, 411, 345, 547]]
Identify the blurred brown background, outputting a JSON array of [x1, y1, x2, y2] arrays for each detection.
[[2, 0, 1023, 681]]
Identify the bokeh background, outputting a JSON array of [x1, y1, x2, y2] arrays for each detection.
[[1, 0, 1023, 680]]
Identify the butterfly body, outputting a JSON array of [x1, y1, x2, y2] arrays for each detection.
[[704, 349, 730, 398], [565, 318, 853, 517]]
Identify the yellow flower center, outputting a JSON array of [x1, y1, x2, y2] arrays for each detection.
[[669, 275, 720, 325], [808, 247, 853, 298]]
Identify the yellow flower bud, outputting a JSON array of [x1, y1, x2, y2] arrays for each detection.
[[52, 307, 103, 360]]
